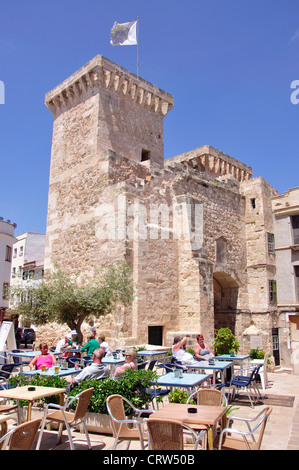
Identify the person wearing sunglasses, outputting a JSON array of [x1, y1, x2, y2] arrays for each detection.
[[113, 348, 137, 378]]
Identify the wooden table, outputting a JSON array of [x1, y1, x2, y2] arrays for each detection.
[[148, 403, 227, 450], [0, 386, 66, 421]]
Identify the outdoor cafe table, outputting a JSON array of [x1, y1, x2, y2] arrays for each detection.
[[20, 366, 81, 380], [148, 403, 227, 450], [137, 350, 168, 361], [215, 354, 250, 373], [8, 350, 61, 360], [154, 372, 212, 394], [0, 385, 66, 422], [102, 356, 125, 376], [186, 360, 233, 384]]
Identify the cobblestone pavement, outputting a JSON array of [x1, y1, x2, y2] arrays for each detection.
[[2, 370, 299, 451]]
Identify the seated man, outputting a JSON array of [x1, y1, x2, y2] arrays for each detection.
[[172, 336, 199, 366], [81, 335, 100, 357], [72, 348, 109, 385]]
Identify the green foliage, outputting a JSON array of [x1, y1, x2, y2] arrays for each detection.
[[168, 388, 194, 404], [11, 261, 134, 343], [68, 369, 158, 414], [250, 348, 265, 360], [8, 374, 68, 408], [213, 328, 240, 356]]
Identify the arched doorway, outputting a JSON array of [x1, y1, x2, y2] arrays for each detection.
[[213, 271, 239, 334]]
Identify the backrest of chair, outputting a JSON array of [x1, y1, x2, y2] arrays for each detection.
[[11, 350, 21, 366], [253, 406, 272, 450], [73, 387, 94, 421], [137, 362, 148, 370], [252, 364, 263, 382], [0, 364, 14, 379], [147, 419, 184, 450], [9, 418, 42, 450], [147, 360, 157, 371], [106, 394, 130, 436], [196, 388, 224, 406]]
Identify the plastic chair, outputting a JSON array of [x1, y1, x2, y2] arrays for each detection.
[[0, 364, 15, 390], [68, 357, 79, 368], [217, 406, 272, 450], [147, 360, 157, 371], [137, 361, 148, 370], [36, 387, 94, 450], [229, 364, 262, 407], [106, 394, 154, 450], [10, 349, 31, 372], [156, 362, 175, 373], [147, 418, 207, 450], [0, 418, 42, 450], [82, 355, 92, 365], [249, 352, 270, 391]]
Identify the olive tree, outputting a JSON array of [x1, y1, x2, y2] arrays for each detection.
[[11, 261, 134, 344]]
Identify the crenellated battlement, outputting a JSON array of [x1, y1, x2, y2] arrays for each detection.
[[45, 55, 174, 117]]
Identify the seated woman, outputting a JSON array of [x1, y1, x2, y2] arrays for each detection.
[[194, 334, 214, 361], [81, 335, 100, 357], [29, 343, 56, 370], [98, 334, 112, 357], [113, 348, 137, 378], [172, 336, 199, 365]]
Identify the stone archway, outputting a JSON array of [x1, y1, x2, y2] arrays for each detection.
[[213, 270, 239, 334]]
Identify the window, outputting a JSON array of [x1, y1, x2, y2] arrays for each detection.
[[250, 198, 256, 209], [216, 238, 227, 265], [292, 215, 299, 245], [2, 282, 9, 301], [141, 149, 150, 162], [19, 246, 24, 256], [5, 245, 12, 262], [269, 280, 277, 303], [268, 233, 275, 254], [13, 248, 17, 258]]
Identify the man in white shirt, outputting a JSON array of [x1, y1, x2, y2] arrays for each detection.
[[72, 348, 109, 385]]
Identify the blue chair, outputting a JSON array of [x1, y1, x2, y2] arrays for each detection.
[[83, 356, 92, 365], [229, 364, 262, 407], [68, 357, 79, 368], [147, 360, 157, 371], [137, 361, 148, 370], [156, 363, 175, 374], [0, 364, 15, 390], [10, 350, 31, 373]]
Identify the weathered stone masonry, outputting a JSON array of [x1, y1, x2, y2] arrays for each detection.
[[44, 55, 280, 356]]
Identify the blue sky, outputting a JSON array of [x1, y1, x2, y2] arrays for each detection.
[[1, 0, 299, 236]]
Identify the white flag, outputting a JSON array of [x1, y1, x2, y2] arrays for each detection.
[[110, 20, 137, 46]]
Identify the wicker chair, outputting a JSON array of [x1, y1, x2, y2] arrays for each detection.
[[0, 402, 19, 425], [0, 418, 41, 450], [147, 418, 206, 450], [217, 406, 272, 450], [187, 388, 227, 406], [36, 387, 94, 450], [106, 394, 155, 450]]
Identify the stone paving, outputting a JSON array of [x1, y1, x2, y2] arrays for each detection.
[[2, 371, 299, 451]]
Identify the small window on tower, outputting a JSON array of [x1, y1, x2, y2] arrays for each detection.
[[141, 149, 150, 162]]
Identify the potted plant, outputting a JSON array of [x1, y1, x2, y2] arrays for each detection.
[[213, 328, 240, 356]]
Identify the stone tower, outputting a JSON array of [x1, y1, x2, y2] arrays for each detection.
[[44, 55, 278, 353]]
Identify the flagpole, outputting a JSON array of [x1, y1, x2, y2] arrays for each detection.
[[137, 16, 139, 78]]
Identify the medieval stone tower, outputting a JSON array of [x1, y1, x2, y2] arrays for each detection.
[[45, 55, 279, 351]]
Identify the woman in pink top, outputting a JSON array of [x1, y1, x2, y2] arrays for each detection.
[[29, 343, 56, 370]]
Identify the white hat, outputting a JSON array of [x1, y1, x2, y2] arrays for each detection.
[[71, 330, 77, 335]]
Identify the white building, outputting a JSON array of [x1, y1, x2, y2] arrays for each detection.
[[10, 232, 46, 294], [0, 219, 17, 314]]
